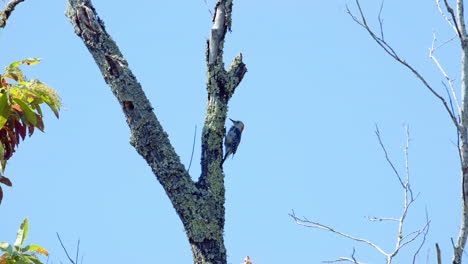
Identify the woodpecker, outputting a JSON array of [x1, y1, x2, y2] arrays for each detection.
[[222, 118, 244, 165]]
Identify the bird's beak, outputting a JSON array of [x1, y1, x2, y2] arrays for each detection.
[[229, 118, 234, 123]]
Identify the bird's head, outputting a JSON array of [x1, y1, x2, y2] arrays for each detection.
[[229, 118, 244, 131]]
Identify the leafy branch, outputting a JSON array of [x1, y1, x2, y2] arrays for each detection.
[[0, 58, 61, 204]]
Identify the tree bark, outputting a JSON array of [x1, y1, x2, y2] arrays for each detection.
[[454, 1, 468, 263], [65, 1, 246, 264]]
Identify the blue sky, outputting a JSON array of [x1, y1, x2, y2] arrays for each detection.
[[0, 0, 463, 263]]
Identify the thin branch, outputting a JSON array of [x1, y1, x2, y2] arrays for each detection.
[[429, 31, 461, 114], [436, 243, 442, 264], [347, 0, 460, 130], [367, 216, 399, 222], [0, 0, 25, 28], [75, 239, 80, 264], [290, 211, 389, 257], [438, 0, 463, 38], [378, 0, 385, 40], [403, 125, 414, 200], [443, 82, 458, 123], [323, 257, 367, 264], [412, 210, 430, 264], [187, 125, 197, 172], [202, 0, 213, 16], [56, 233, 76, 264], [375, 125, 405, 188]]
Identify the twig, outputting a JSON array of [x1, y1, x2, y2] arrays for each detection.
[[0, 0, 25, 28], [56, 233, 76, 264], [187, 125, 197, 172], [378, 0, 385, 40], [75, 239, 80, 264], [429, 31, 461, 114], [202, 0, 213, 16], [346, 0, 460, 131], [367, 216, 399, 222], [403, 125, 414, 200], [412, 210, 430, 264], [436, 243, 442, 264], [437, 0, 461, 37], [292, 126, 428, 264], [323, 255, 367, 264], [290, 211, 389, 257], [375, 125, 405, 188]]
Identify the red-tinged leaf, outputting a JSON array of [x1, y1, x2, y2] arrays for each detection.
[[12, 104, 22, 112], [6, 127, 17, 147], [3, 141, 11, 160], [22, 245, 48, 256], [0, 176, 11, 187], [35, 115, 44, 131], [14, 120, 26, 141], [1, 79, 6, 88], [3, 73, 18, 81], [22, 58, 41, 66], [27, 125, 34, 137]]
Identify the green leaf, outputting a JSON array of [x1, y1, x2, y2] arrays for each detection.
[[15, 254, 30, 264], [0, 243, 12, 254], [21, 245, 48, 256], [13, 99, 36, 126], [14, 218, 29, 249], [8, 61, 22, 68], [25, 255, 44, 264], [0, 93, 10, 129]]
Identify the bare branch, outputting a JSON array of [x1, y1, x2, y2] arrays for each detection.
[[375, 125, 405, 188], [403, 125, 414, 200], [347, 0, 460, 130], [412, 210, 430, 264], [367, 216, 399, 222], [293, 126, 428, 264], [378, 0, 385, 40], [290, 211, 389, 257], [323, 257, 367, 264], [439, 0, 463, 38], [436, 243, 442, 264], [0, 0, 25, 28], [56, 233, 76, 264], [429, 32, 461, 114]]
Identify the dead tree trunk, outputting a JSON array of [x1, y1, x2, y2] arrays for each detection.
[[65, 1, 246, 264]]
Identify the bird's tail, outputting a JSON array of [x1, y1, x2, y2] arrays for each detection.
[[221, 152, 229, 165]]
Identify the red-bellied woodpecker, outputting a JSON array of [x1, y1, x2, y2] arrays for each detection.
[[222, 118, 244, 165]]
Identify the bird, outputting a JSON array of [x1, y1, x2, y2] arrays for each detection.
[[222, 118, 244, 165]]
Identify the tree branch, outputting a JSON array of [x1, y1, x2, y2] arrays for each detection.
[[65, 0, 197, 206], [67, 1, 246, 263], [199, 0, 247, 193], [456, 0, 467, 39], [429, 32, 461, 116], [441, 0, 463, 38], [346, 0, 460, 131], [0, 0, 25, 28], [290, 211, 389, 257], [292, 127, 428, 264]]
